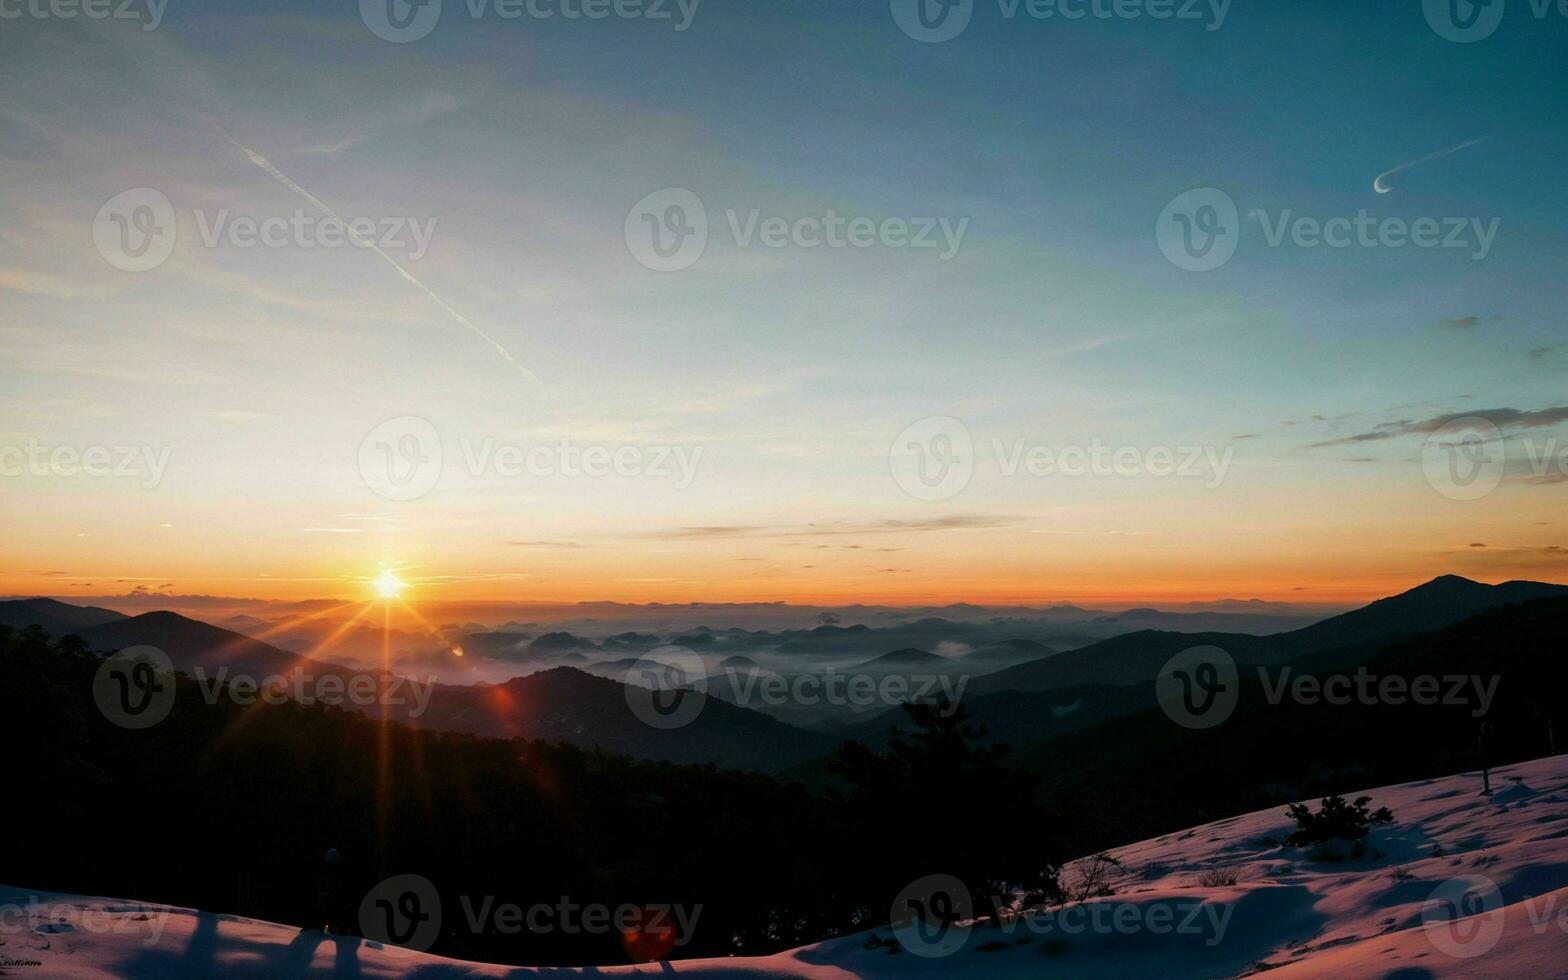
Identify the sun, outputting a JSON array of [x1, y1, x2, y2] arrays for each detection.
[[374, 568, 405, 600]]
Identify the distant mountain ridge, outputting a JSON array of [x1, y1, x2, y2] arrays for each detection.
[[17, 574, 1566, 774], [31, 604, 829, 772], [0, 597, 125, 637], [854, 648, 947, 669], [71, 610, 348, 679], [968, 575, 1568, 697], [415, 667, 836, 770]]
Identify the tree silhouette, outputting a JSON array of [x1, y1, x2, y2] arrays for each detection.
[[831, 698, 1060, 922]]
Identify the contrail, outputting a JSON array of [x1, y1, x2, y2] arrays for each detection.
[[211, 124, 540, 385], [1373, 136, 1488, 195]]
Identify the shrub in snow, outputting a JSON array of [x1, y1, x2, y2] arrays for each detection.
[[1062, 852, 1122, 903], [1285, 795, 1394, 849]]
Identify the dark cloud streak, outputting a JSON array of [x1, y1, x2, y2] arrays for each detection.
[[1308, 406, 1568, 447]]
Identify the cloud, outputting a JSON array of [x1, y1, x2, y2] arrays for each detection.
[[1031, 529, 1154, 536], [1436, 314, 1501, 329], [808, 516, 1019, 534], [215, 126, 539, 385], [296, 134, 368, 156], [663, 384, 785, 415], [641, 516, 1021, 540], [648, 525, 767, 540], [1517, 470, 1568, 486], [1309, 406, 1568, 447], [295, 91, 466, 156], [206, 410, 274, 421], [1451, 544, 1568, 572], [0, 267, 119, 300]]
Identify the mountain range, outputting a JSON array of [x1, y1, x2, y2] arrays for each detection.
[[5, 574, 1564, 776]]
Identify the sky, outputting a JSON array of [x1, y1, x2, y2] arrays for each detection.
[[1, 0, 1565, 607]]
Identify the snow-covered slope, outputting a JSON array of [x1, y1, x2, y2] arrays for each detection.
[[6, 755, 1568, 978]]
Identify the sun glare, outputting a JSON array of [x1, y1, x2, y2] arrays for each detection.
[[374, 569, 405, 600]]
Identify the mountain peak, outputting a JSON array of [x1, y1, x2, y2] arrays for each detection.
[[1415, 573, 1483, 589]]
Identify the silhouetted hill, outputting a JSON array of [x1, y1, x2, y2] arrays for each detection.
[[854, 648, 946, 669], [0, 630, 858, 963], [969, 576, 1567, 697], [584, 656, 654, 673], [75, 611, 350, 678], [59, 605, 829, 773], [453, 630, 536, 660], [601, 631, 660, 651], [0, 597, 125, 636], [415, 666, 835, 771], [527, 631, 597, 654], [836, 682, 1152, 752], [954, 639, 1055, 670], [968, 630, 1275, 696], [1267, 575, 1568, 657], [1014, 594, 1568, 856]]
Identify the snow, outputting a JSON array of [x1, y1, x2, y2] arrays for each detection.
[[5, 755, 1568, 978]]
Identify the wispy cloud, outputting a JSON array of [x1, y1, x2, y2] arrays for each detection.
[[0, 267, 120, 300], [294, 91, 466, 157], [1436, 314, 1500, 329], [206, 410, 274, 421], [1373, 136, 1488, 194], [640, 516, 1022, 540], [212, 124, 540, 385], [1309, 407, 1568, 447], [1450, 544, 1568, 571], [1030, 529, 1155, 536]]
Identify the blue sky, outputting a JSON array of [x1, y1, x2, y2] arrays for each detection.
[[1, 0, 1564, 603]]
